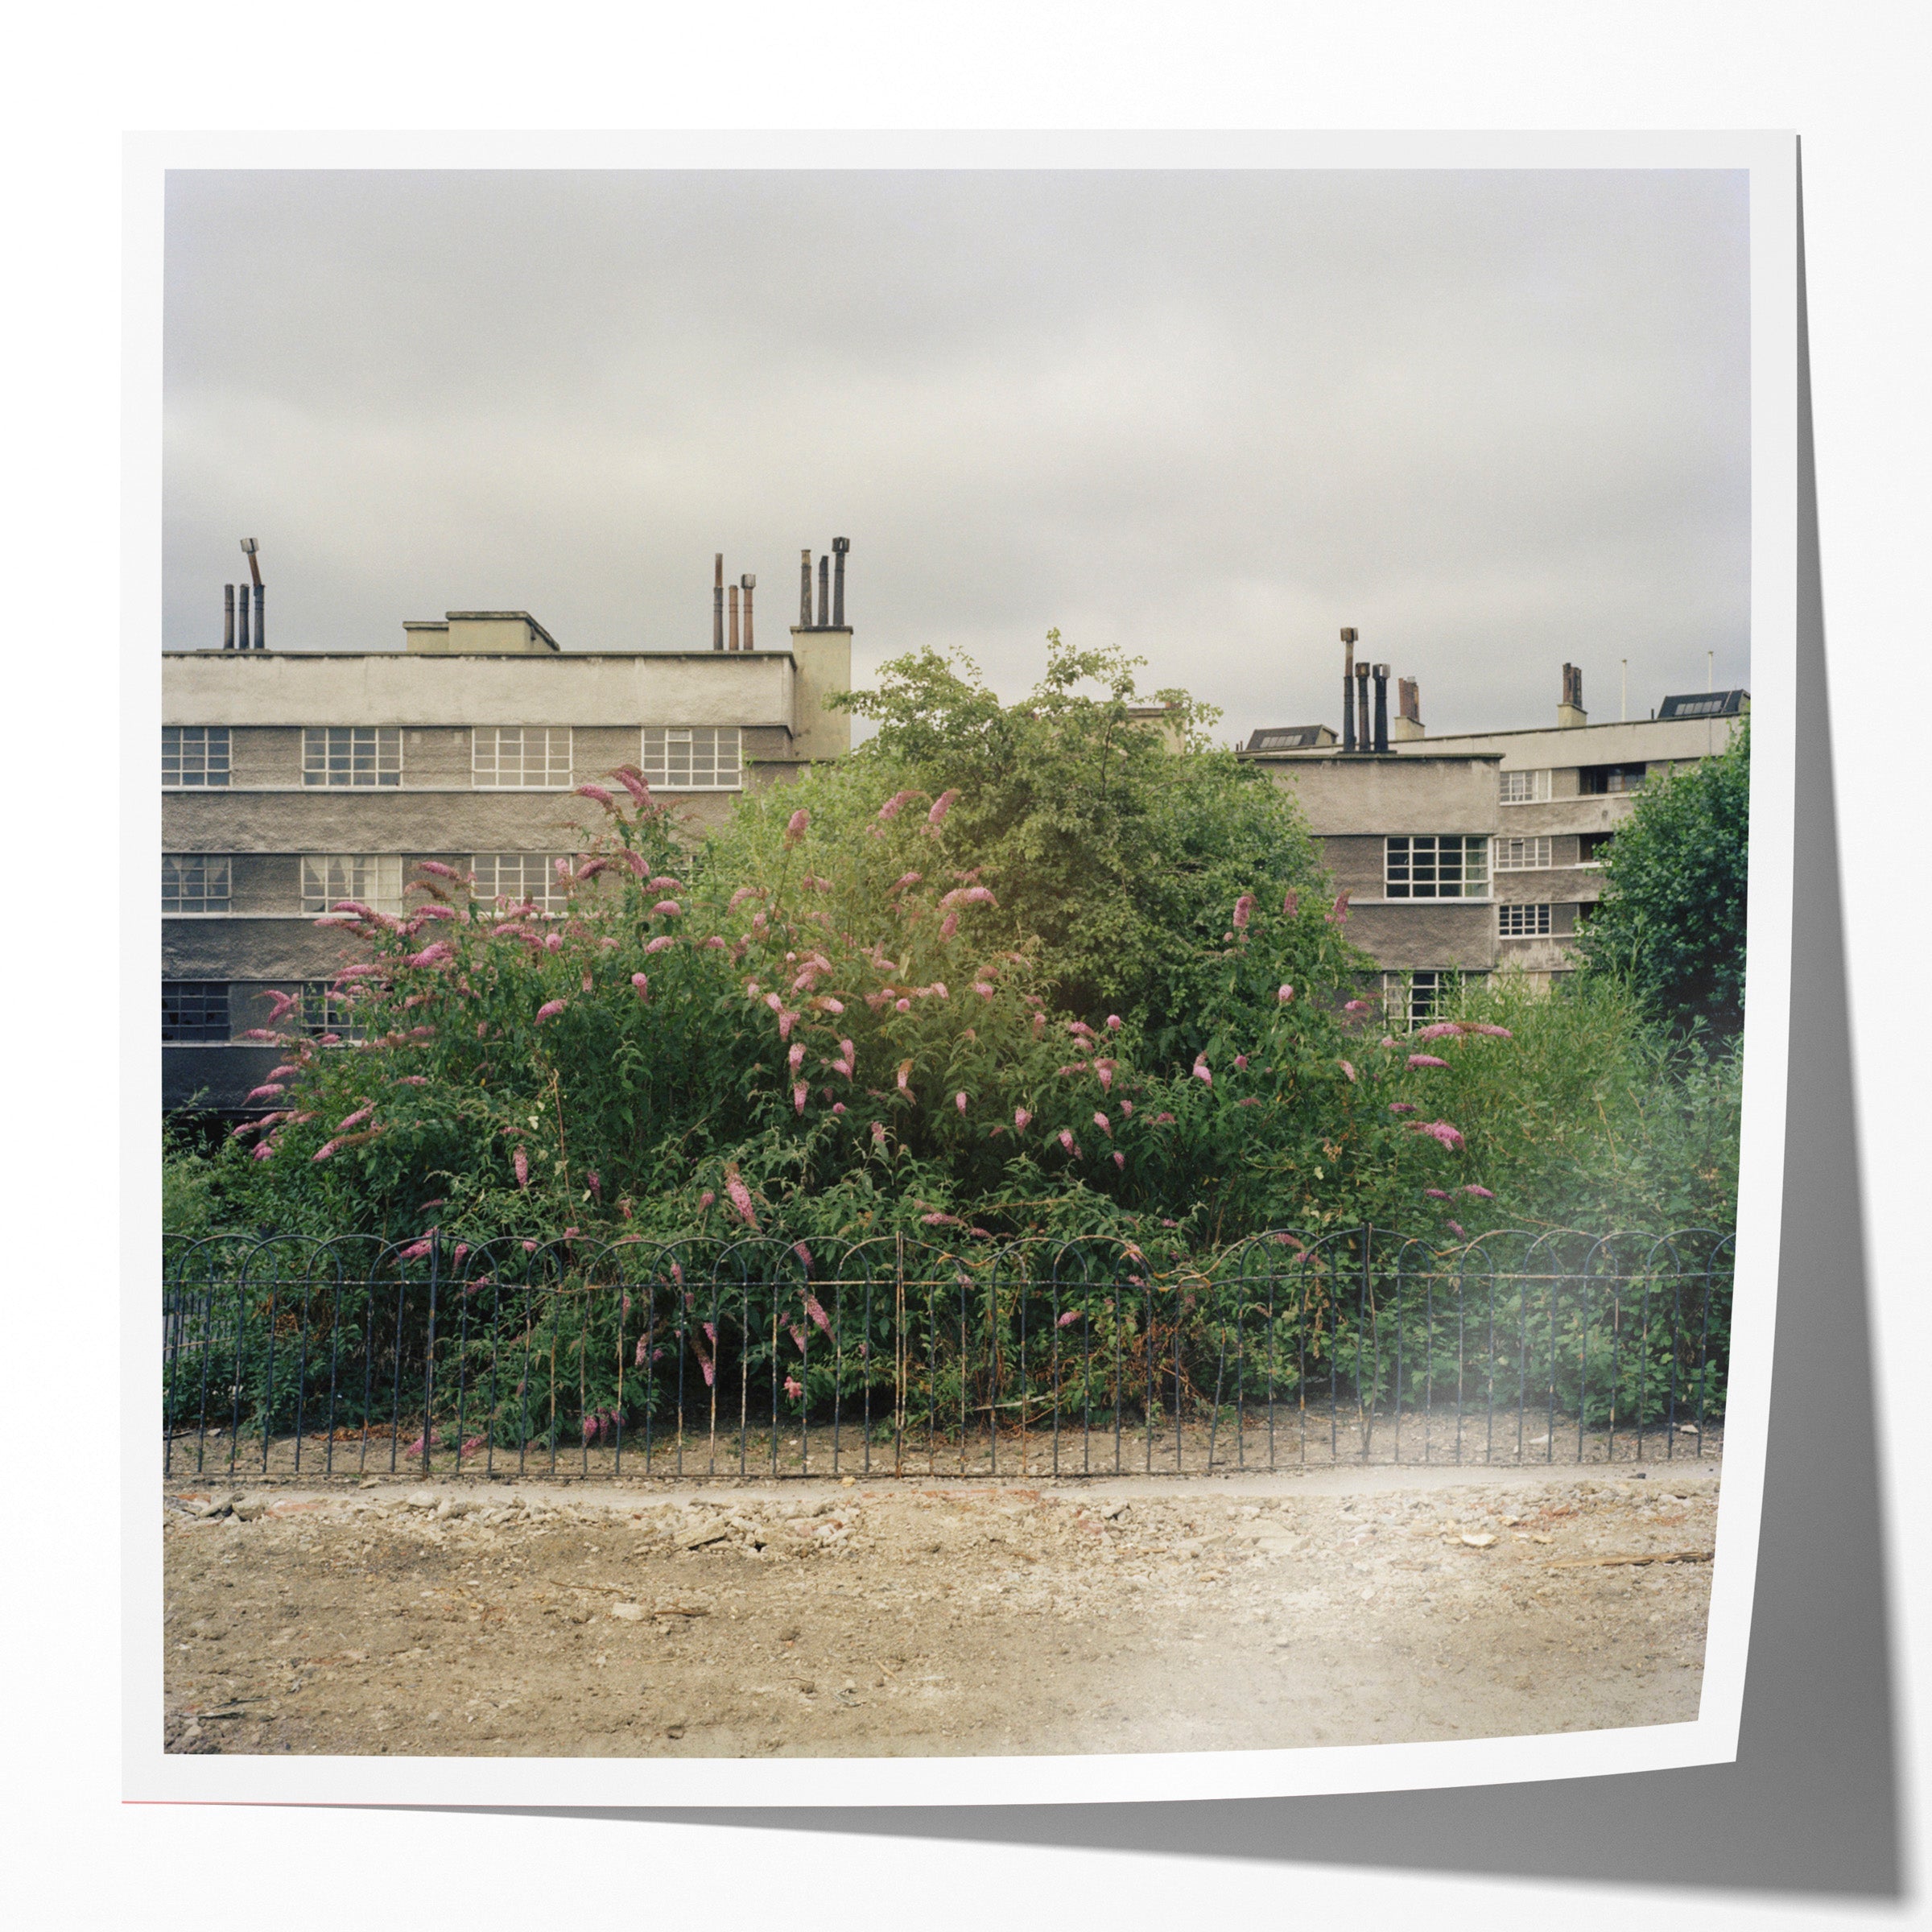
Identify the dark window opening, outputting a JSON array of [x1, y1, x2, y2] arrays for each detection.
[[1579, 830, 1616, 864], [1580, 762, 1646, 795], [163, 982, 229, 1042]]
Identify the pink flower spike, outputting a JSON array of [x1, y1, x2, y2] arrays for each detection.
[[1425, 1188, 1452, 1199], [1447, 1220, 1467, 1239], [1093, 1112, 1112, 1136], [1414, 1022, 1468, 1041], [1113, 1151, 1125, 1170], [1278, 984, 1294, 1003], [311, 1141, 339, 1162], [575, 783, 614, 808], [335, 1104, 374, 1133], [1232, 893, 1254, 930], [1106, 1014, 1122, 1031], [1464, 1184, 1495, 1199], [1344, 999, 1369, 1013], [698, 1190, 716, 1211], [536, 999, 568, 1023], [631, 972, 650, 1000], [793, 1083, 808, 1114], [1328, 890, 1351, 923], [1233, 1054, 1249, 1070], [1153, 1112, 1175, 1125], [1340, 1059, 1357, 1083], [927, 789, 959, 824], [514, 1148, 530, 1189], [1058, 1129, 1075, 1154], [784, 1376, 803, 1402], [650, 899, 682, 918], [871, 1121, 887, 1148], [1192, 1058, 1212, 1087], [581, 972, 594, 993], [543, 932, 564, 952], [1468, 1023, 1514, 1038], [956, 1091, 968, 1113], [1282, 890, 1298, 918], [724, 1164, 760, 1229], [832, 1101, 846, 1114], [1014, 1108, 1032, 1133], [785, 808, 810, 844], [245, 1083, 286, 1102], [1407, 1054, 1449, 1070], [643, 935, 675, 955], [647, 877, 682, 894], [1120, 1100, 1133, 1117], [878, 790, 920, 821], [1389, 1101, 1415, 1114]]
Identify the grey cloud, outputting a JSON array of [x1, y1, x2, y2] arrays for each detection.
[[164, 167, 1749, 739]]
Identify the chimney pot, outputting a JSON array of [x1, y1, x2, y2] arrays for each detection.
[[816, 553, 830, 629], [1341, 629, 1357, 751], [223, 584, 235, 650], [741, 573, 755, 652], [1372, 663, 1390, 753], [799, 550, 813, 627], [713, 552, 725, 651], [728, 582, 741, 652], [832, 535, 849, 628]]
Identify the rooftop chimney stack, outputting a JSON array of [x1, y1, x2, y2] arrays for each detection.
[[817, 554, 830, 629], [1391, 675, 1425, 741], [1372, 663, 1390, 753], [241, 538, 263, 649], [236, 576, 251, 650], [713, 554, 725, 651], [1558, 662, 1587, 729], [1340, 628, 1358, 752], [799, 550, 813, 626], [1355, 660, 1373, 755], [223, 584, 235, 650], [741, 573, 755, 652], [832, 536, 849, 627], [729, 581, 741, 652]]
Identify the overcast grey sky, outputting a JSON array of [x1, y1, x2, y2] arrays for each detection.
[[163, 168, 1749, 742]]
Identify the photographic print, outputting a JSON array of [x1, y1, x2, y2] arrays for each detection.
[[131, 134, 1796, 1805]]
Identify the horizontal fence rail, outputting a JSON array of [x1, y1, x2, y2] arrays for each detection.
[[162, 1228, 1732, 1484]]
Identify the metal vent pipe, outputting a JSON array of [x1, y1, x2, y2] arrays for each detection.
[[1340, 627, 1357, 751], [832, 536, 849, 626], [741, 573, 756, 652], [729, 583, 740, 651], [799, 550, 813, 626], [1372, 663, 1389, 753], [817, 554, 829, 628], [223, 584, 235, 650], [713, 554, 725, 650]]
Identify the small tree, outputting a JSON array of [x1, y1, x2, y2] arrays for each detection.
[[1575, 720, 1749, 1034]]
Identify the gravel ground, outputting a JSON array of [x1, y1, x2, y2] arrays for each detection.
[[161, 1466, 1717, 1758]]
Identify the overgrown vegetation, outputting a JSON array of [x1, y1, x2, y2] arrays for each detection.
[[165, 638, 1743, 1255], [1575, 719, 1749, 1035]]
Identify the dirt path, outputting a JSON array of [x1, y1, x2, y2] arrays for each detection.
[[162, 1466, 1716, 1758]]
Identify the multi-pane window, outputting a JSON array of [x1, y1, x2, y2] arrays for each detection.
[[1581, 762, 1646, 795], [473, 727, 572, 789], [1384, 970, 1446, 1030], [162, 982, 229, 1042], [162, 726, 230, 787], [302, 855, 404, 916], [642, 725, 741, 791], [300, 981, 365, 1042], [161, 854, 231, 914], [1499, 768, 1551, 804], [303, 726, 402, 787], [1579, 831, 1616, 865], [1498, 902, 1553, 938], [472, 852, 570, 914], [1385, 835, 1488, 899], [1492, 836, 1554, 872]]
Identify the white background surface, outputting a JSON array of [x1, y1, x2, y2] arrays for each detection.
[[8, 2, 1926, 1924]]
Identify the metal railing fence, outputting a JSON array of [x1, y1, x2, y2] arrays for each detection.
[[162, 1227, 1731, 1484]]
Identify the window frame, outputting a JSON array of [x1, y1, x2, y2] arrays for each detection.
[[161, 981, 230, 1043], [1383, 969, 1447, 1030], [1492, 835, 1554, 873], [641, 724, 744, 792], [161, 853, 232, 916], [302, 725, 403, 788], [471, 725, 574, 791], [162, 725, 230, 789], [1499, 767, 1551, 805], [1580, 762, 1647, 796], [300, 980, 366, 1042], [1384, 834, 1490, 901], [1497, 902, 1554, 938], [301, 854, 405, 917], [470, 852, 572, 915]]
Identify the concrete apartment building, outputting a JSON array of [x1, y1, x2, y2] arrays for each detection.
[[162, 546, 854, 1113], [1241, 642, 1748, 1022]]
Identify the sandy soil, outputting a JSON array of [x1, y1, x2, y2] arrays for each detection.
[[161, 1465, 1717, 1758]]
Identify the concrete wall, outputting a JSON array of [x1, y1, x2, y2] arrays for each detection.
[[1252, 753, 1500, 837], [164, 650, 803, 732], [163, 920, 374, 980], [1394, 712, 1744, 773], [785, 628, 854, 763], [1344, 902, 1496, 972], [163, 791, 614, 852]]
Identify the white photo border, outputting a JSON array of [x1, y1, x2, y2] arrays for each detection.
[[122, 126, 1797, 1808]]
